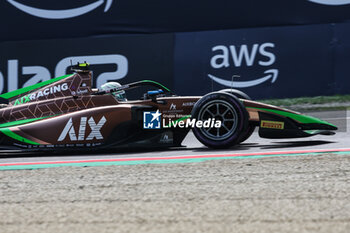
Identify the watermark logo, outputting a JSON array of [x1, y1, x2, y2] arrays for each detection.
[[165, 118, 221, 129], [143, 110, 161, 129], [7, 0, 114, 19], [143, 110, 222, 129]]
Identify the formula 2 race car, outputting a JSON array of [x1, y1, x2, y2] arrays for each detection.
[[0, 63, 337, 151]]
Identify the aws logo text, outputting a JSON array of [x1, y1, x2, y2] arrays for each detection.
[[7, 0, 114, 19], [208, 42, 278, 88]]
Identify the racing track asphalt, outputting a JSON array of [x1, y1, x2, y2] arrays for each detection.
[[0, 109, 348, 165]]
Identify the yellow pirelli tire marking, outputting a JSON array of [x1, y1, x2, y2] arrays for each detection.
[[260, 120, 284, 129]]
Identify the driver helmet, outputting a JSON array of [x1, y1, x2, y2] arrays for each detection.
[[100, 82, 127, 101]]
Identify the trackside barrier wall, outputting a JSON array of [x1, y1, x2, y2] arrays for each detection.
[[2, 0, 350, 42], [1, 23, 350, 99], [0, 34, 174, 97], [173, 22, 350, 99]]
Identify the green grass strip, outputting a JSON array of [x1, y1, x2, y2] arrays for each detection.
[[1, 151, 349, 171], [259, 95, 350, 106]]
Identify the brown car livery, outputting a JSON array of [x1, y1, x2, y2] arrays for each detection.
[[0, 64, 337, 151]]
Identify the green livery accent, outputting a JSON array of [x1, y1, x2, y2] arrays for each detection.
[[0, 115, 59, 145], [0, 116, 52, 129], [303, 130, 321, 134], [141, 80, 171, 92], [0, 74, 73, 100], [247, 107, 336, 127], [13, 94, 31, 106], [0, 128, 39, 145]]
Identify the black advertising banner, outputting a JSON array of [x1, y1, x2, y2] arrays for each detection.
[[174, 24, 338, 99], [334, 23, 350, 95], [2, 0, 350, 42], [0, 34, 174, 96]]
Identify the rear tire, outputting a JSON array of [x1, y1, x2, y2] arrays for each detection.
[[219, 89, 256, 143], [191, 92, 248, 148]]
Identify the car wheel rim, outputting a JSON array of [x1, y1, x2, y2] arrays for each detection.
[[197, 99, 238, 141]]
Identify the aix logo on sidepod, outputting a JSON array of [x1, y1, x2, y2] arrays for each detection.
[[58, 116, 107, 141], [208, 42, 278, 88], [7, 0, 114, 19]]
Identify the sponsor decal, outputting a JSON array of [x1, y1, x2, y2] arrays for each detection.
[[143, 110, 222, 129], [163, 103, 184, 113], [260, 120, 284, 129], [14, 83, 69, 106], [58, 116, 107, 141], [308, 0, 350, 6], [207, 42, 278, 88], [0, 54, 128, 94], [159, 132, 173, 143], [143, 110, 162, 129], [74, 89, 89, 95], [7, 0, 114, 19], [182, 102, 196, 107]]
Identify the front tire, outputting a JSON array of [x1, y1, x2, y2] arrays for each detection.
[[191, 92, 248, 149], [219, 89, 256, 143]]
